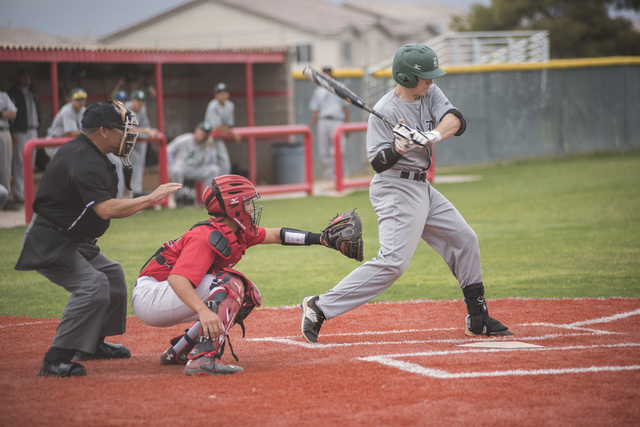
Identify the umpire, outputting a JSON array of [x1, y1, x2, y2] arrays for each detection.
[[15, 101, 181, 377]]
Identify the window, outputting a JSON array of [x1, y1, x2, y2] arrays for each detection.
[[294, 44, 313, 63]]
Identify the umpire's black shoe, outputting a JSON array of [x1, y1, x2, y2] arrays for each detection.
[[73, 341, 131, 361], [38, 359, 86, 377], [301, 296, 325, 344]]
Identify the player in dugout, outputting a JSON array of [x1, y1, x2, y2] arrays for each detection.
[[300, 43, 513, 344]]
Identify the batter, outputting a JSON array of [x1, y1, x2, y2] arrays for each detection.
[[301, 44, 513, 343]]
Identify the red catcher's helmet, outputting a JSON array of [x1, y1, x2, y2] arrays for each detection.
[[202, 175, 262, 236]]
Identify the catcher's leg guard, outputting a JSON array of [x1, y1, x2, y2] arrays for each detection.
[[463, 283, 513, 337], [186, 280, 243, 361]]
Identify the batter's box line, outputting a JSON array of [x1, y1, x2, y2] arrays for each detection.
[[247, 331, 608, 349], [518, 308, 640, 334], [516, 322, 618, 335], [357, 342, 640, 379]]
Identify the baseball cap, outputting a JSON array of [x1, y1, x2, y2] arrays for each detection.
[[214, 82, 229, 93], [130, 90, 147, 101], [196, 121, 212, 132], [82, 101, 129, 129], [70, 88, 88, 100], [113, 90, 129, 102]]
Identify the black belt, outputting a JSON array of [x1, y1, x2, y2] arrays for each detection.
[[34, 215, 97, 244], [320, 116, 342, 120], [0, 127, 9, 131], [400, 170, 427, 181]]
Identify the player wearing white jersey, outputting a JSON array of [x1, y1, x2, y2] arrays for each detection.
[[301, 44, 513, 343]]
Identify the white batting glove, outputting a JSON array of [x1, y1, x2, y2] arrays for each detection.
[[392, 123, 413, 155], [410, 130, 442, 147]]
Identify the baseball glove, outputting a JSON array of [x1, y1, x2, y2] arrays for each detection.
[[320, 210, 364, 262]]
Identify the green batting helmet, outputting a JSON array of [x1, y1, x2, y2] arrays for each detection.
[[392, 44, 445, 88]]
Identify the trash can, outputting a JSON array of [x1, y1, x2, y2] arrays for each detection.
[[271, 143, 304, 184]]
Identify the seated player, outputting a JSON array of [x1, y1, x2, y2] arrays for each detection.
[[132, 174, 363, 375]]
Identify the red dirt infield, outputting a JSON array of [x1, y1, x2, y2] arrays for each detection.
[[1, 298, 639, 426]]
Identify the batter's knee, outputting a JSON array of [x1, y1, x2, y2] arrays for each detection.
[[448, 226, 479, 251], [376, 253, 411, 283]]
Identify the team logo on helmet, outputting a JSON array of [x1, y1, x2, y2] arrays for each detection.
[[413, 64, 421, 70]]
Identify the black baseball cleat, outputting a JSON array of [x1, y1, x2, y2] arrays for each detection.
[[73, 341, 131, 361], [183, 354, 243, 376], [301, 296, 325, 344], [38, 359, 86, 377], [465, 315, 514, 337]]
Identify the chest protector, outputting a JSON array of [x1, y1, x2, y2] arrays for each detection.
[[141, 220, 247, 274]]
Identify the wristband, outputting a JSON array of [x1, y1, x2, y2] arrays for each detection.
[[280, 228, 322, 246]]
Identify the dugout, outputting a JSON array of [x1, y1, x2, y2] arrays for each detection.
[[0, 44, 294, 185]]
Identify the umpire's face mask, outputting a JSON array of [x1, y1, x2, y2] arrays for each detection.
[[110, 102, 139, 191]]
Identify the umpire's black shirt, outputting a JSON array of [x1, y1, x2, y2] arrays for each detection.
[[34, 133, 118, 239]]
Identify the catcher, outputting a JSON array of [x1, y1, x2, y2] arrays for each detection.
[[132, 174, 363, 375]]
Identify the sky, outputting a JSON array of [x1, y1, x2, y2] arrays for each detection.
[[0, 0, 488, 38]]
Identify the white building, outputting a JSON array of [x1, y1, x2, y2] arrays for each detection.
[[100, 0, 463, 71]]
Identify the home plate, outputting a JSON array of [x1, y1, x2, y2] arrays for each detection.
[[455, 341, 546, 349]]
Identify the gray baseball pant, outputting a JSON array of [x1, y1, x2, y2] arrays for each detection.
[[37, 243, 128, 353], [318, 172, 482, 319]]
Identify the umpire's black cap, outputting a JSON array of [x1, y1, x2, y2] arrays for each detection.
[[81, 101, 126, 129]]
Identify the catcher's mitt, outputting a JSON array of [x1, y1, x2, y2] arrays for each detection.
[[320, 210, 364, 262]]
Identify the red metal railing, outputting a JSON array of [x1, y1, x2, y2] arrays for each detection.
[[210, 124, 314, 197], [333, 122, 435, 192], [22, 134, 169, 225]]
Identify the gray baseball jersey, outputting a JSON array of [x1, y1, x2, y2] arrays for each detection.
[[309, 87, 349, 120], [204, 99, 235, 128], [317, 84, 481, 320], [0, 91, 18, 128], [367, 84, 454, 172], [47, 103, 84, 138]]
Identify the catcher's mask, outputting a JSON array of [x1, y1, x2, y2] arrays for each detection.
[[82, 100, 139, 190], [202, 175, 262, 237]]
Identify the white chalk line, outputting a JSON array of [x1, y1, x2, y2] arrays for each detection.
[[247, 331, 616, 349], [358, 342, 640, 379], [0, 320, 58, 329], [360, 358, 640, 379]]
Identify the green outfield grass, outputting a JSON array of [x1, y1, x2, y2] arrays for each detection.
[[1, 151, 639, 318]]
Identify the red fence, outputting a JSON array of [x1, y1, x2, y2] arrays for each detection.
[[22, 135, 169, 225], [211, 124, 314, 197], [22, 125, 314, 224], [332, 122, 435, 193]]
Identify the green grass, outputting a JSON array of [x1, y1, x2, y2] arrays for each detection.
[[1, 151, 639, 318]]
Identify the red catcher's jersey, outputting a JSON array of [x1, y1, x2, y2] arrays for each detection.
[[140, 219, 266, 287]]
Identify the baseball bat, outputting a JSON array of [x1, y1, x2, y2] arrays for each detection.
[[302, 66, 397, 129]]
